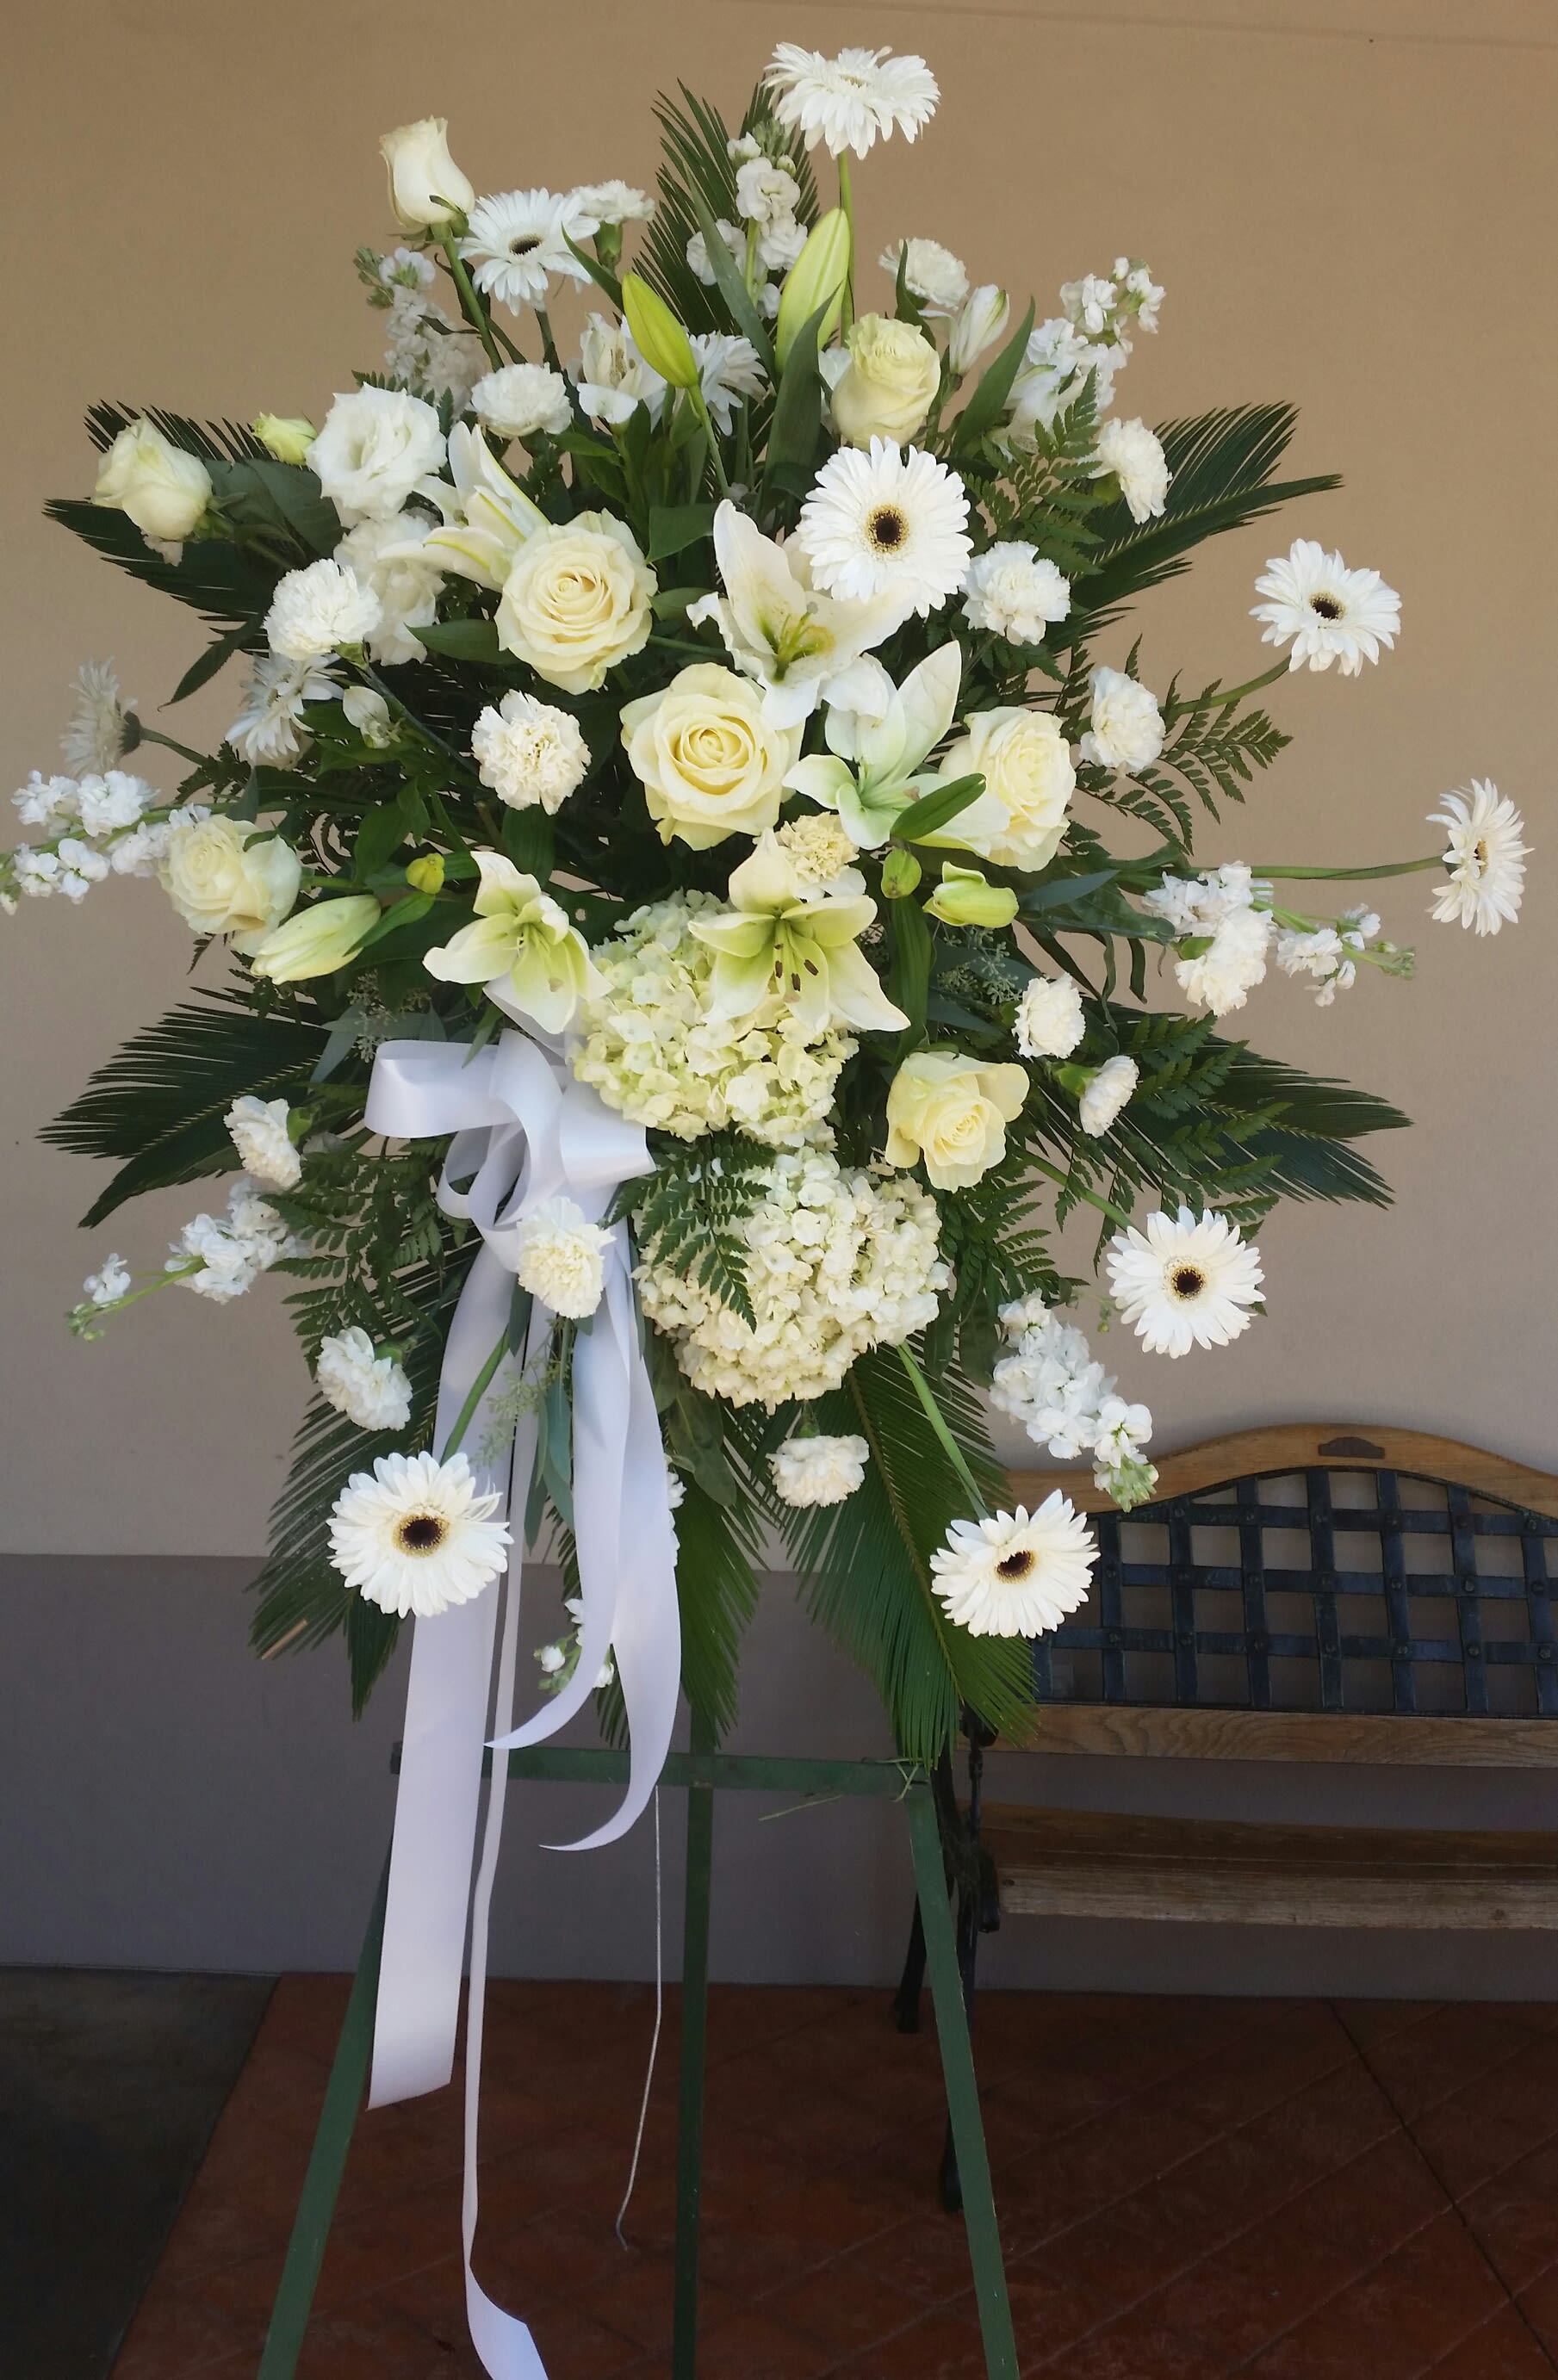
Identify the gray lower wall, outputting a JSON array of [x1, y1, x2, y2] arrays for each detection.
[[7, 1553, 1558, 1997]]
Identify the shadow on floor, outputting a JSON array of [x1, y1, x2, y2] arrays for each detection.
[[0, 1968, 273, 2380]]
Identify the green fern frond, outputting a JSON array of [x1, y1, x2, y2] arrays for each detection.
[[622, 1132, 772, 1329]]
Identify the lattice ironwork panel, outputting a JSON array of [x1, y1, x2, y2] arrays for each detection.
[[1032, 1467, 1558, 1720]]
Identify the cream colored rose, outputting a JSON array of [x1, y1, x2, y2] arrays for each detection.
[[380, 119, 475, 231], [884, 1050, 1028, 1191], [93, 420, 213, 542], [620, 664, 802, 850], [496, 511, 656, 695], [928, 707, 1076, 872], [829, 316, 940, 448], [160, 815, 301, 953]]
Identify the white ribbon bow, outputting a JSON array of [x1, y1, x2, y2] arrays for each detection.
[[360, 1030, 681, 2380]]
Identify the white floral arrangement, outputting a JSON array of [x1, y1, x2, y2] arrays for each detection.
[[19, 41, 1528, 1757]]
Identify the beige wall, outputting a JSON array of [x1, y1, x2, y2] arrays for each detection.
[[3, 0, 1554, 1558]]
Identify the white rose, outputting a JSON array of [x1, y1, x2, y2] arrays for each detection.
[[307, 387, 447, 526], [1092, 417, 1170, 524], [962, 543, 1071, 645], [160, 815, 301, 953], [885, 1051, 1029, 1193], [92, 421, 213, 543], [471, 363, 574, 443], [471, 691, 590, 814], [225, 1094, 301, 1189], [1079, 666, 1164, 775], [620, 663, 802, 850], [264, 559, 382, 662], [879, 238, 968, 316], [931, 708, 1076, 872], [380, 119, 475, 232], [333, 516, 444, 666], [829, 316, 940, 448], [495, 511, 656, 694]]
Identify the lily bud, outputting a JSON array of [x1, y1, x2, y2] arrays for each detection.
[[250, 895, 381, 982], [924, 864, 1019, 929], [405, 854, 445, 895], [948, 283, 1010, 376], [775, 208, 851, 369], [92, 420, 213, 543], [379, 118, 475, 232], [619, 275, 700, 391], [251, 414, 317, 465], [881, 847, 922, 899], [342, 687, 395, 748]]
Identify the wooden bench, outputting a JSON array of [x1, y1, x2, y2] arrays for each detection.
[[896, 1425, 1558, 2202]]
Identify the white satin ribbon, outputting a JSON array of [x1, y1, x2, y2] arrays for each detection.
[[358, 1029, 681, 2377]]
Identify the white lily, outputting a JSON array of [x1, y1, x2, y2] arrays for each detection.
[[687, 831, 908, 1034], [413, 425, 549, 590], [423, 851, 603, 1034], [785, 643, 962, 849], [686, 501, 908, 730]]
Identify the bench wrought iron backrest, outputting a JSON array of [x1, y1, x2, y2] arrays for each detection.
[[1009, 1427, 1558, 1737]]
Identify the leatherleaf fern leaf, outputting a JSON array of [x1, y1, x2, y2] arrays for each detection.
[[780, 1342, 1036, 1763], [618, 1132, 773, 1331]]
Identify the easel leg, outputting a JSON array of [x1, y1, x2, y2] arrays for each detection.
[[671, 1745, 716, 2380], [257, 1852, 390, 2380], [905, 1788, 1018, 2380]]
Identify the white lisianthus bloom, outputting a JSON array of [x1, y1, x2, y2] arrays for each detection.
[[471, 363, 574, 443], [75, 771, 148, 837], [1079, 666, 1164, 775], [1251, 539, 1400, 675], [380, 119, 475, 231], [1106, 1207, 1263, 1358], [92, 421, 213, 544], [926, 707, 1076, 872], [160, 814, 302, 952], [514, 1194, 612, 1318], [829, 317, 940, 448], [568, 180, 654, 231], [621, 663, 802, 850], [573, 314, 668, 427], [333, 516, 445, 666], [735, 156, 799, 227], [84, 1254, 132, 1307], [1078, 1055, 1139, 1137], [225, 1094, 301, 1189], [328, 1449, 511, 1618], [63, 661, 134, 776], [948, 285, 1010, 376], [1015, 974, 1085, 1060], [1092, 418, 1170, 524], [688, 334, 767, 433], [878, 237, 967, 315], [265, 559, 382, 663], [770, 1435, 870, 1508], [885, 1050, 1029, 1191], [227, 655, 340, 766], [930, 1498, 1096, 1638], [308, 387, 447, 527], [962, 544, 1071, 644], [315, 1326, 413, 1432], [457, 189, 591, 312], [765, 42, 939, 158], [794, 439, 971, 615], [14, 772, 79, 832], [496, 511, 656, 694], [1428, 781, 1528, 935], [471, 690, 590, 815], [423, 850, 603, 1034]]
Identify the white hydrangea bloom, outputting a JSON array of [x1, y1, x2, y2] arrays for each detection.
[[471, 690, 591, 815], [225, 1094, 301, 1190], [513, 1194, 611, 1318], [770, 1434, 870, 1508], [316, 1325, 413, 1431], [637, 1149, 947, 1408], [571, 892, 856, 1148]]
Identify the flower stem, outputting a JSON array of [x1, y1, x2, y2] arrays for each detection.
[[1163, 660, 1289, 722], [686, 384, 731, 499], [440, 1326, 512, 1461], [355, 664, 482, 787], [432, 227, 504, 372], [835, 152, 856, 335], [535, 309, 564, 376], [897, 1342, 990, 1518], [138, 726, 212, 767], [1249, 854, 1443, 882], [1027, 1153, 1134, 1232]]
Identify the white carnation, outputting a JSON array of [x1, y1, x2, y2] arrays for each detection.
[[224, 1094, 301, 1190], [568, 181, 654, 231], [1092, 417, 1170, 524], [333, 515, 445, 666], [1078, 666, 1164, 775], [265, 560, 382, 663], [315, 1326, 413, 1432], [962, 543, 1071, 644], [471, 363, 574, 443], [878, 236, 967, 315], [770, 1434, 870, 1508], [470, 691, 590, 815], [83, 1254, 132, 1307], [1078, 1055, 1138, 1137], [1015, 975, 1085, 1060], [513, 1195, 612, 1319]]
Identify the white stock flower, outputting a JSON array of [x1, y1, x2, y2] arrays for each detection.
[[1145, 865, 1275, 1016], [54, 839, 109, 901], [471, 690, 590, 814], [83, 1254, 132, 1307], [1079, 666, 1163, 774], [75, 771, 148, 836], [63, 661, 133, 775], [169, 1175, 295, 1303], [514, 1194, 611, 1318], [308, 387, 447, 526], [223, 1095, 299, 1190], [471, 363, 574, 442], [13, 772, 78, 832], [1106, 1207, 1263, 1357], [962, 544, 1070, 644], [1429, 781, 1528, 935], [13, 847, 62, 897], [637, 1149, 947, 1408], [1276, 908, 1383, 1005], [686, 218, 746, 289], [568, 180, 654, 231], [765, 42, 940, 158], [1079, 1055, 1139, 1136], [327, 1449, 511, 1618], [930, 1498, 1096, 1638], [457, 189, 591, 311], [735, 156, 799, 227], [265, 559, 382, 662], [793, 438, 971, 615], [1092, 418, 1170, 524], [1251, 539, 1400, 675], [333, 515, 445, 666], [991, 1307, 1110, 1460], [1015, 974, 1085, 1060], [689, 333, 767, 432], [770, 1434, 870, 1508], [315, 1326, 413, 1432], [879, 237, 967, 314], [109, 822, 170, 877], [227, 655, 340, 765]]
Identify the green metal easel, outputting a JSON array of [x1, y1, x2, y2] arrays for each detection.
[[257, 1745, 1019, 2380]]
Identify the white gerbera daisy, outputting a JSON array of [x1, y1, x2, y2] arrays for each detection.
[[327, 1448, 511, 1617], [930, 1497, 1096, 1638], [765, 42, 939, 159], [769, 1434, 870, 1508], [792, 439, 971, 615], [1106, 1207, 1263, 1358], [457, 189, 590, 312], [1251, 539, 1400, 675], [1428, 780, 1528, 935], [1078, 1055, 1138, 1136], [1015, 974, 1085, 1060], [62, 660, 134, 775]]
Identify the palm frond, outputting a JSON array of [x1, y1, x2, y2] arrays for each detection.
[[640, 83, 816, 331], [84, 401, 270, 464], [45, 497, 278, 627]]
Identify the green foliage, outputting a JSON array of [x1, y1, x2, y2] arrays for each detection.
[[973, 375, 1109, 582], [620, 1132, 772, 1330], [640, 83, 816, 334]]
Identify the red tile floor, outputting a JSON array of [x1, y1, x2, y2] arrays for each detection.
[[113, 1980, 1558, 2378]]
